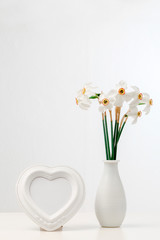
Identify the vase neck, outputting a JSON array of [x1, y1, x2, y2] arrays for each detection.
[[103, 161, 119, 175], [104, 160, 119, 163]]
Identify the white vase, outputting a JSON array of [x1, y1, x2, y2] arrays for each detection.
[[95, 160, 126, 228]]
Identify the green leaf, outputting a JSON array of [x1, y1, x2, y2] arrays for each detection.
[[89, 93, 101, 99], [89, 95, 98, 99], [138, 103, 146, 105]]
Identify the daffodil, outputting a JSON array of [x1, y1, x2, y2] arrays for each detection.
[[111, 80, 133, 107], [75, 82, 96, 110], [129, 86, 144, 106], [128, 106, 142, 124], [75, 95, 91, 110], [75, 81, 153, 160], [98, 91, 115, 112], [77, 83, 96, 97], [143, 93, 153, 114]]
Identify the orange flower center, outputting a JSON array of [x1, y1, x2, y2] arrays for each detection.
[[82, 88, 86, 95], [75, 98, 78, 105], [137, 111, 142, 117], [149, 99, 153, 105], [138, 93, 143, 100], [118, 88, 125, 95], [102, 98, 110, 106]]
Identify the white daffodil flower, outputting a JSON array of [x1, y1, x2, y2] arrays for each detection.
[[77, 82, 96, 97], [75, 95, 91, 110], [143, 93, 153, 114], [110, 80, 133, 107], [128, 106, 142, 124], [98, 91, 115, 112], [129, 86, 144, 106]]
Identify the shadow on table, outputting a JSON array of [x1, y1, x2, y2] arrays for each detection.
[[63, 224, 98, 231], [96, 227, 126, 240]]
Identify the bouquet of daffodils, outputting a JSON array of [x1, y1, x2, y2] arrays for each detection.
[[75, 81, 153, 160]]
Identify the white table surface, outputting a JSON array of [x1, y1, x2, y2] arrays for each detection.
[[0, 212, 160, 240]]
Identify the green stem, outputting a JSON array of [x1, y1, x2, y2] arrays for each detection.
[[113, 120, 117, 145], [113, 120, 117, 159], [102, 117, 108, 160], [110, 120, 114, 160], [114, 122, 119, 159], [118, 122, 126, 142], [104, 113, 110, 160]]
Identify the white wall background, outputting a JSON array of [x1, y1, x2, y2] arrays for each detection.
[[0, 0, 160, 214]]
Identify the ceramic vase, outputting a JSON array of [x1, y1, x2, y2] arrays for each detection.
[[95, 160, 126, 228]]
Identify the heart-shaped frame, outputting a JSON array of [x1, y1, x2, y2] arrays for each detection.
[[16, 166, 85, 231]]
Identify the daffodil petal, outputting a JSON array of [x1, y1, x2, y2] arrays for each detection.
[[126, 92, 136, 101], [116, 80, 127, 89], [131, 86, 139, 92], [107, 89, 117, 97], [132, 117, 138, 124], [99, 105, 105, 112], [143, 93, 150, 99], [143, 105, 150, 114], [130, 99, 139, 106], [114, 95, 124, 107]]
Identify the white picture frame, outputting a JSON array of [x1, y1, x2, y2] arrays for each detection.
[[16, 165, 85, 231]]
